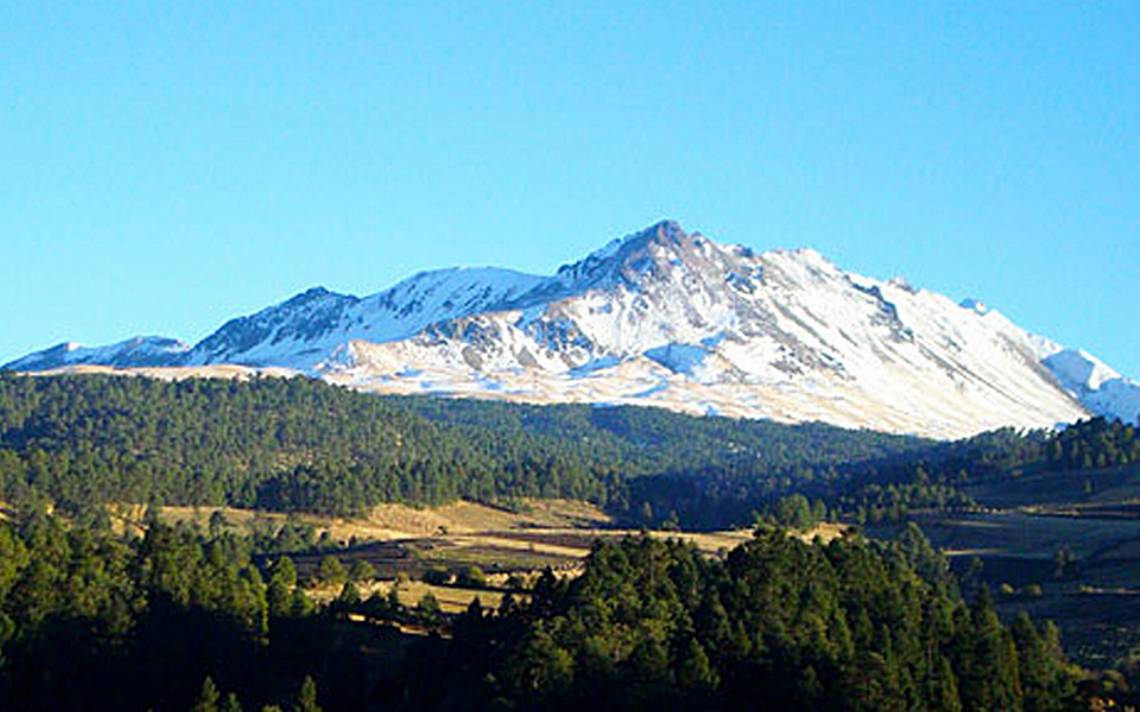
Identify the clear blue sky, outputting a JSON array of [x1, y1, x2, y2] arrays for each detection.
[[2, 2, 1137, 376]]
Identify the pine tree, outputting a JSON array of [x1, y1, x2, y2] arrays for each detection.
[[347, 559, 375, 583], [192, 676, 221, 712], [292, 675, 322, 712], [208, 510, 229, 539], [677, 638, 718, 691], [930, 656, 961, 712], [267, 556, 297, 617], [336, 580, 361, 608], [317, 556, 346, 588]]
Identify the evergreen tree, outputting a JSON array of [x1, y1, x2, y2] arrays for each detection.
[[222, 692, 244, 712], [292, 675, 322, 712], [677, 637, 718, 691], [267, 556, 298, 617], [347, 559, 375, 583], [317, 556, 346, 588], [192, 676, 221, 712]]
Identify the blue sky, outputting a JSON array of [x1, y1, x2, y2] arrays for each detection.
[[2, 2, 1137, 376]]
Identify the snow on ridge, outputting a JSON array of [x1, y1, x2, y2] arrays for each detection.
[[1044, 348, 1121, 392], [314, 223, 1101, 437], [180, 266, 553, 369], [7, 219, 1135, 436], [1041, 349, 1139, 423], [4, 336, 191, 371]]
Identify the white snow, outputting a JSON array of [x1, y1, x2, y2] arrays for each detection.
[[1044, 348, 1121, 392], [9, 221, 1136, 437], [5, 336, 191, 371], [1043, 349, 1140, 423], [311, 226, 1102, 438]]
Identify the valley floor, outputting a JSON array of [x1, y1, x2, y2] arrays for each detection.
[[140, 498, 843, 615]]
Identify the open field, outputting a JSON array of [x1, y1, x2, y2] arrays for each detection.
[[261, 505, 784, 584], [380, 580, 509, 613], [267, 501, 846, 626], [308, 578, 513, 614], [887, 510, 1140, 560], [138, 499, 845, 621], [155, 498, 613, 542], [964, 462, 1140, 511]]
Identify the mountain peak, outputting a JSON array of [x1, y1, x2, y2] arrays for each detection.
[[7, 220, 1137, 436], [282, 286, 342, 307], [629, 219, 686, 247], [553, 219, 694, 290], [569, 219, 687, 262]]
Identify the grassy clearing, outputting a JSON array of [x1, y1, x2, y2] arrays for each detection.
[[880, 511, 1140, 560], [121, 500, 846, 624], [415, 543, 574, 572], [127, 499, 838, 557], [132, 501, 841, 578], [356, 499, 612, 539], [966, 462, 1140, 510], [382, 580, 509, 614], [308, 579, 511, 614], [149, 498, 612, 545]]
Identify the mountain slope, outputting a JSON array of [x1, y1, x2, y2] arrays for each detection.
[[6, 220, 1137, 437], [4, 336, 191, 371], [1043, 348, 1140, 425], [183, 268, 548, 369]]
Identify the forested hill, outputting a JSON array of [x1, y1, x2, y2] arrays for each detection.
[[2, 374, 1134, 527], [0, 373, 926, 520]]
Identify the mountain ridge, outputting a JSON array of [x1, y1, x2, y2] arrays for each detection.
[[7, 220, 1138, 437]]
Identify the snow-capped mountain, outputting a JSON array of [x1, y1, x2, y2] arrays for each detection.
[[7, 220, 1138, 438], [5, 336, 191, 371], [182, 268, 549, 370]]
